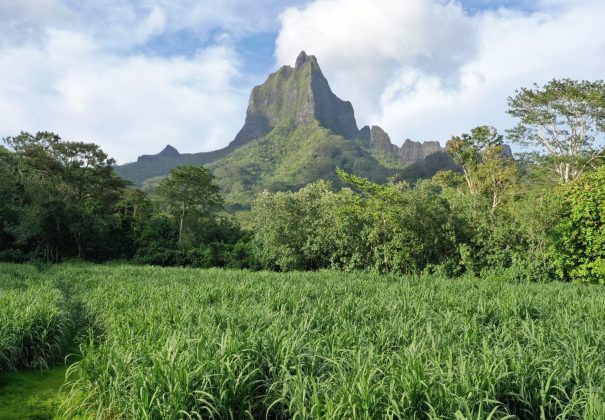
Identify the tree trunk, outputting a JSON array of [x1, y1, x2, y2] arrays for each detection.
[[490, 192, 498, 218], [76, 237, 82, 259], [178, 204, 185, 246], [463, 168, 474, 193]]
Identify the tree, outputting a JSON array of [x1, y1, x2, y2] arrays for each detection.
[[153, 166, 223, 246], [550, 165, 605, 283], [252, 174, 459, 274], [113, 188, 154, 258], [2, 131, 128, 261], [337, 169, 459, 274], [445, 126, 503, 193], [252, 180, 350, 270], [507, 79, 605, 183], [0, 147, 20, 258], [476, 144, 518, 215]]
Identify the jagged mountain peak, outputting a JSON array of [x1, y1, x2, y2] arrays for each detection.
[[115, 52, 458, 193], [158, 144, 180, 157], [360, 125, 395, 154], [295, 51, 317, 68], [229, 51, 359, 147], [397, 139, 442, 163]]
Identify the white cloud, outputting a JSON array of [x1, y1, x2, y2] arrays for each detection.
[[0, 27, 247, 163], [276, 0, 605, 146], [276, 0, 476, 125], [3, 0, 604, 165], [0, 1, 314, 164], [0, 0, 73, 24], [24, 1, 304, 49], [0, 0, 295, 163]]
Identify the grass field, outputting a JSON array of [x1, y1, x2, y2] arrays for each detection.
[[2, 263, 605, 418], [0, 366, 67, 420]]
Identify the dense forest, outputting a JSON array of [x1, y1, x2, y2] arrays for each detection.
[[1, 79, 604, 283]]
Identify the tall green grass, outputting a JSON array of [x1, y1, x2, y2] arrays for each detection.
[[0, 265, 72, 372], [3, 263, 605, 418]]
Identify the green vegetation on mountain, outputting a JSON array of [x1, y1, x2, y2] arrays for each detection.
[[2, 77, 604, 282], [209, 122, 400, 208], [114, 51, 448, 207], [114, 146, 232, 187]]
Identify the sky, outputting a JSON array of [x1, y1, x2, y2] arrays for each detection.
[[0, 0, 604, 164]]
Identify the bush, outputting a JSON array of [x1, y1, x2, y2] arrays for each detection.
[[550, 166, 605, 283], [0, 248, 29, 263], [226, 240, 258, 269], [252, 177, 459, 274]]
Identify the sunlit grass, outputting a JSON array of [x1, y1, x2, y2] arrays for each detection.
[[0, 366, 67, 420], [0, 278, 71, 373], [2, 263, 605, 418]]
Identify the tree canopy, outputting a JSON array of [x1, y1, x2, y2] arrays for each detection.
[[2, 78, 605, 284], [507, 79, 605, 183], [153, 165, 223, 245]]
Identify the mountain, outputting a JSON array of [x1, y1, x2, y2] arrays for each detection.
[[232, 51, 360, 146], [359, 126, 445, 163], [115, 51, 456, 207]]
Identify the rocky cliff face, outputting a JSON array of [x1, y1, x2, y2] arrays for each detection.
[[397, 139, 442, 163], [230, 51, 360, 147], [360, 125, 396, 154], [360, 125, 443, 162], [115, 51, 463, 188]]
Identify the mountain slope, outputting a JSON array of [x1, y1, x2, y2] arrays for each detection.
[[115, 146, 232, 186], [115, 51, 454, 206], [209, 123, 398, 209]]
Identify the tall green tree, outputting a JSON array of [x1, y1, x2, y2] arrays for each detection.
[[476, 144, 518, 215], [0, 146, 20, 258], [507, 79, 605, 183], [153, 166, 223, 245], [338, 169, 459, 273], [252, 180, 360, 271], [550, 165, 605, 283], [445, 126, 503, 193], [2, 131, 128, 261]]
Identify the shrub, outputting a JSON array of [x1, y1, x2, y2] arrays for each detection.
[[550, 166, 605, 283]]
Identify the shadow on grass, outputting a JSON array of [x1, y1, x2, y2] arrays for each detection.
[[0, 365, 67, 420]]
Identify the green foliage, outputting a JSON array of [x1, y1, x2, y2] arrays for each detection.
[[114, 147, 232, 186], [338, 170, 459, 273], [445, 126, 508, 194], [253, 172, 459, 274], [476, 144, 518, 212], [430, 125, 548, 278], [154, 166, 222, 214], [507, 79, 605, 183], [550, 165, 605, 283], [0, 267, 72, 372], [153, 165, 223, 245], [252, 180, 353, 270], [210, 123, 401, 208], [435, 164, 560, 281], [1, 132, 129, 262], [3, 263, 605, 418], [128, 165, 250, 267], [0, 137, 251, 269]]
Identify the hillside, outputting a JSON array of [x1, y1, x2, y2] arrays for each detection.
[[209, 123, 397, 208], [115, 51, 455, 206]]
